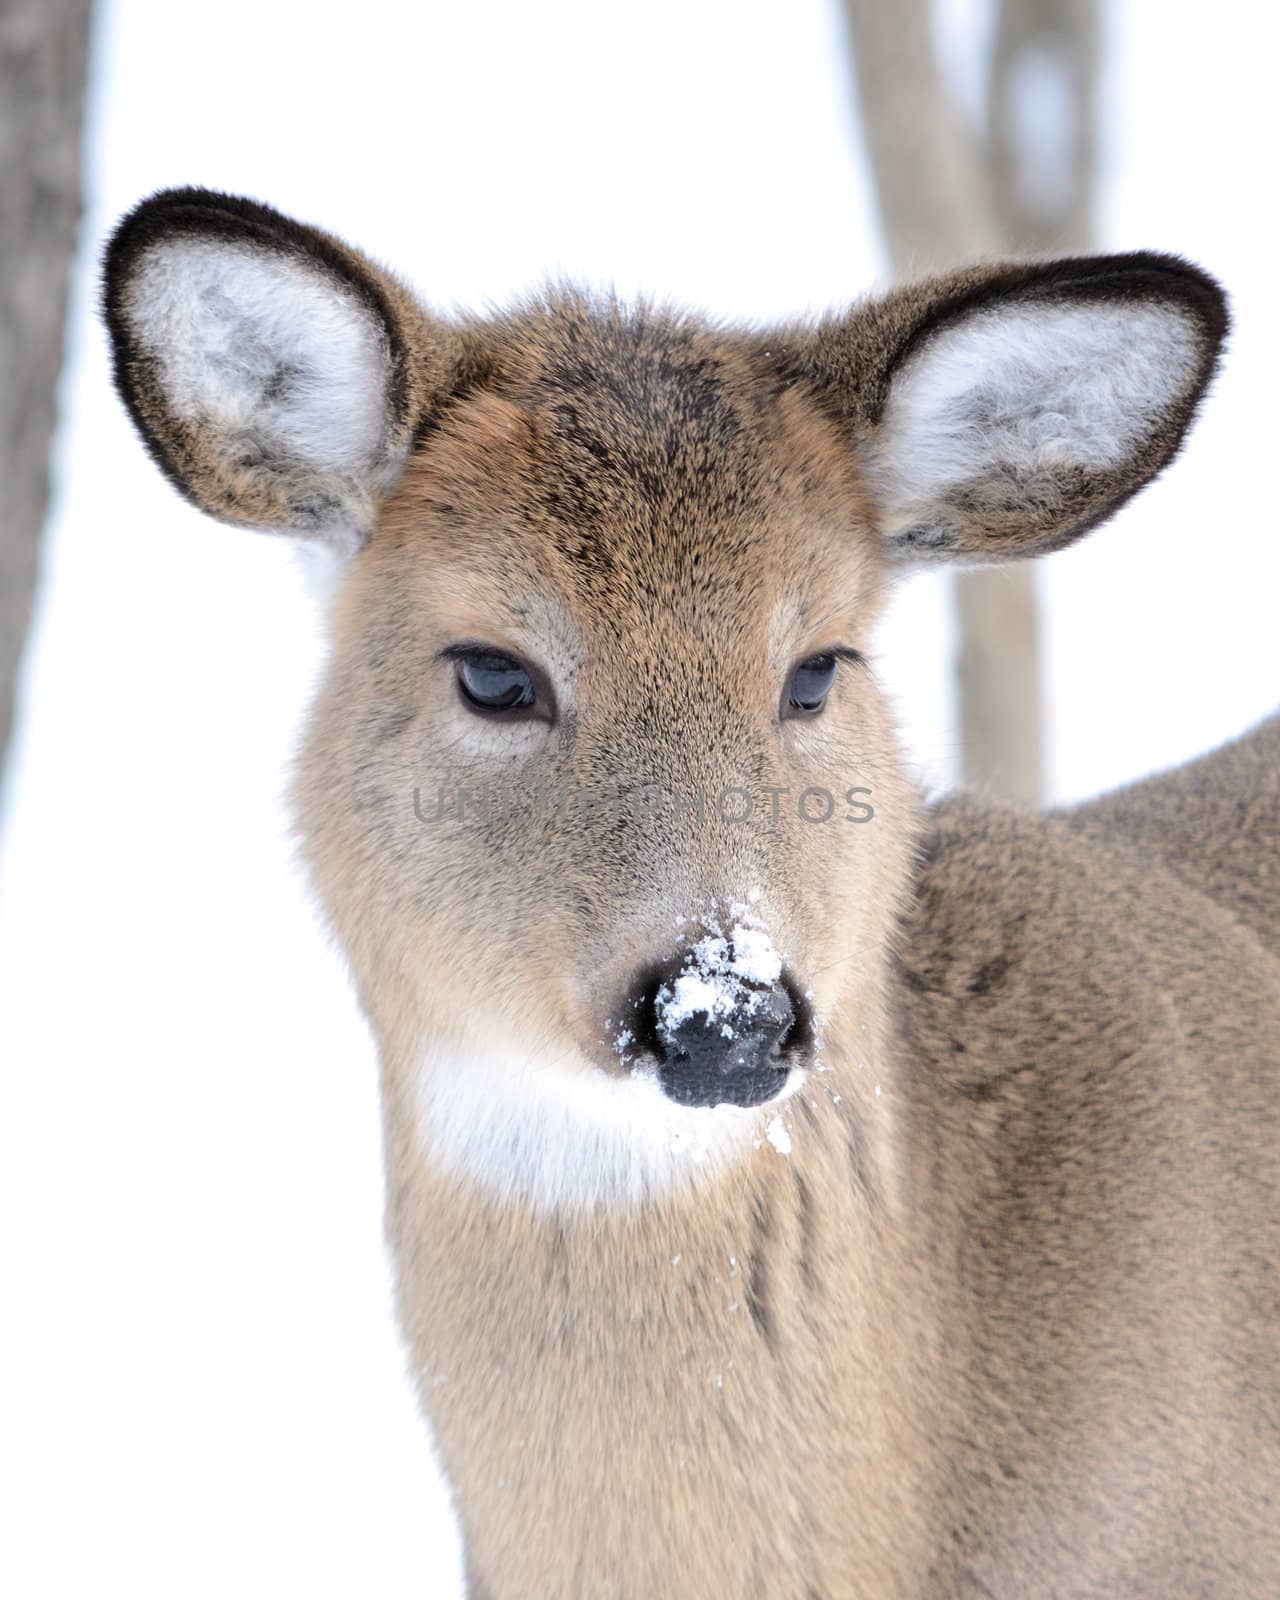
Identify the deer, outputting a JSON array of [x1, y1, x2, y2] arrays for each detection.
[[102, 187, 1278, 1599]]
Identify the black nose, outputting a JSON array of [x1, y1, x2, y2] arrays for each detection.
[[638, 974, 801, 1109]]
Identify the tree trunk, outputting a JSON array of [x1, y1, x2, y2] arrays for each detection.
[[988, 0, 1098, 256], [842, 0, 995, 273], [841, 0, 1097, 805], [0, 0, 92, 790]]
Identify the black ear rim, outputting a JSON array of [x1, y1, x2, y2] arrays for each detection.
[[873, 250, 1230, 427], [775, 251, 1227, 567], [100, 186, 412, 518], [880, 252, 1230, 564]]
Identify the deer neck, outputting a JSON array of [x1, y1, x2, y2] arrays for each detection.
[[374, 994, 946, 1596]]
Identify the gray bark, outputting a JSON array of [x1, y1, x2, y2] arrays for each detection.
[[1, 0, 92, 789], [843, 0, 995, 272], [988, 0, 1098, 255], [842, 0, 1097, 805]]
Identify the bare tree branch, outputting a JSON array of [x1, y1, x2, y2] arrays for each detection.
[[0, 0, 92, 792]]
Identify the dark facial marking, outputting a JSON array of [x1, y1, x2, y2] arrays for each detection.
[[745, 1191, 779, 1356]]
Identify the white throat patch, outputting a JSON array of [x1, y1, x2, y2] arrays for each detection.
[[415, 1040, 799, 1213]]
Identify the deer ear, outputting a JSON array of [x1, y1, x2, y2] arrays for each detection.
[[102, 188, 458, 552], [780, 253, 1228, 566]]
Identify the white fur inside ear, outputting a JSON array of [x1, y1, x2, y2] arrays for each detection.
[[868, 299, 1199, 557], [125, 238, 395, 523]]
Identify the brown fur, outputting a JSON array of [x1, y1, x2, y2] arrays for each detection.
[[103, 191, 1277, 1598]]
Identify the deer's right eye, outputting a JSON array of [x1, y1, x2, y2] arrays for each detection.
[[444, 646, 539, 716]]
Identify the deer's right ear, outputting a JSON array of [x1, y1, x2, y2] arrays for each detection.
[[102, 188, 459, 552]]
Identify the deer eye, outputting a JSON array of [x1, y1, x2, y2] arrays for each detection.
[[786, 653, 839, 715], [453, 649, 537, 714]]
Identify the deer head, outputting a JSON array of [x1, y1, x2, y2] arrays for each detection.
[[103, 189, 1226, 1214]]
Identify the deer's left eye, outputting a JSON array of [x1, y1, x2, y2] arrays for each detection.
[[786, 653, 839, 715], [454, 650, 537, 714]]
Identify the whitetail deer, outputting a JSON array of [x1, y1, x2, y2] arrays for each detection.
[[104, 189, 1278, 1598]]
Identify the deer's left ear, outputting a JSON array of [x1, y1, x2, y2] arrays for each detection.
[[772, 253, 1228, 566], [102, 188, 461, 552]]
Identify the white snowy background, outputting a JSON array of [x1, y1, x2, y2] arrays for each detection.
[[0, 1, 1276, 1594]]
